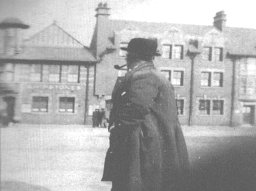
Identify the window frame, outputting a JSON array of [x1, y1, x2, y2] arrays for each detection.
[[30, 64, 43, 82], [202, 47, 212, 61], [212, 72, 224, 87], [201, 71, 211, 87], [173, 45, 184, 60], [198, 99, 211, 115], [172, 70, 184, 86], [160, 69, 172, 81], [4, 63, 15, 82], [32, 96, 49, 113], [58, 97, 75, 113], [214, 47, 224, 62], [176, 98, 185, 115], [49, 64, 61, 83], [212, 99, 224, 115], [162, 44, 172, 59], [67, 65, 80, 83]]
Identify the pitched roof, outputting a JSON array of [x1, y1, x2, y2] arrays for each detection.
[[24, 22, 85, 48], [0, 22, 96, 62], [109, 19, 256, 56]]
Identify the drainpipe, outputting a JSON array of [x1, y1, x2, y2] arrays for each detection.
[[187, 50, 200, 126], [229, 56, 236, 127], [84, 65, 90, 124]]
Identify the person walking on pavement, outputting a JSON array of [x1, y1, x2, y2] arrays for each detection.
[[102, 38, 190, 191]]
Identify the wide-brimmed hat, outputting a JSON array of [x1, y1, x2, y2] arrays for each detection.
[[121, 38, 160, 56]]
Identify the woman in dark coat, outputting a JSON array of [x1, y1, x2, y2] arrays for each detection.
[[102, 38, 189, 191]]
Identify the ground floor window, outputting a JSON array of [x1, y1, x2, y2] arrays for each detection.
[[32, 96, 48, 112], [199, 99, 210, 115], [176, 99, 184, 115], [59, 97, 75, 113], [212, 100, 224, 115], [161, 70, 171, 81]]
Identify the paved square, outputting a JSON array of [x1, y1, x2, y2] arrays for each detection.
[[1, 124, 256, 191]]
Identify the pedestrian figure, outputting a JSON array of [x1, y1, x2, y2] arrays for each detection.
[[100, 108, 108, 128], [92, 109, 97, 127], [102, 38, 190, 191]]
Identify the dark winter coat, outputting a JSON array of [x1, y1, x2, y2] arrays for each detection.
[[102, 61, 189, 191]]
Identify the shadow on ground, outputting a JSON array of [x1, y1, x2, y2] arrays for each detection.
[[0, 181, 51, 191], [189, 136, 256, 191]]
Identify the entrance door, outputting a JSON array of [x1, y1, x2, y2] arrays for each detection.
[[243, 105, 255, 125], [3, 96, 16, 124]]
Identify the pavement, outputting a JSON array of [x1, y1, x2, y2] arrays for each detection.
[[1, 124, 256, 191]]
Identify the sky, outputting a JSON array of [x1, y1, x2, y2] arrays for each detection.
[[0, 0, 255, 46]]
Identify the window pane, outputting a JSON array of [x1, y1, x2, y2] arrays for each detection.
[[173, 71, 184, 86], [202, 47, 212, 61], [68, 65, 78, 74], [68, 74, 78, 82], [247, 59, 256, 75], [68, 65, 79, 82], [173, 45, 183, 59], [4, 63, 15, 82], [30, 73, 41, 82], [212, 100, 224, 115], [214, 47, 223, 61], [31, 64, 41, 73], [176, 99, 184, 115], [199, 99, 210, 115], [49, 65, 60, 74], [59, 97, 75, 113], [5, 63, 14, 71], [162, 45, 171, 58], [161, 70, 171, 81], [201, 72, 211, 86], [213, 72, 223, 87], [49, 74, 60, 82], [32, 97, 48, 112], [30, 64, 42, 82]]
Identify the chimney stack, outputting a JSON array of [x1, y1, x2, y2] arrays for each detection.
[[93, 2, 111, 58], [95, 2, 110, 17], [213, 11, 226, 31]]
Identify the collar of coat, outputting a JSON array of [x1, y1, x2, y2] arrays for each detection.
[[126, 60, 155, 78]]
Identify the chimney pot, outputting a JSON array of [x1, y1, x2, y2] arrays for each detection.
[[213, 11, 226, 31], [95, 2, 110, 17]]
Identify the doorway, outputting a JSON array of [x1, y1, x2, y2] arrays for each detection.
[[3, 96, 16, 125], [243, 105, 255, 125]]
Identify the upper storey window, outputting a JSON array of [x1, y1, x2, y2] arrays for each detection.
[[3, 63, 15, 82], [173, 45, 184, 59], [162, 44, 183, 60], [49, 64, 61, 82], [162, 45, 172, 59], [202, 46, 224, 62], [30, 64, 42, 82], [213, 47, 223, 62], [67, 65, 79, 83], [202, 47, 212, 61]]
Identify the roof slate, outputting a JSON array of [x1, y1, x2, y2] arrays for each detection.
[[0, 22, 96, 62], [1, 47, 96, 62]]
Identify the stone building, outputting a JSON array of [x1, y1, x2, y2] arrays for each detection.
[[90, 3, 256, 126], [0, 4, 255, 126], [0, 18, 96, 124]]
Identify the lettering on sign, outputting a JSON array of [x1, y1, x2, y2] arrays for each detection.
[[26, 84, 82, 91]]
